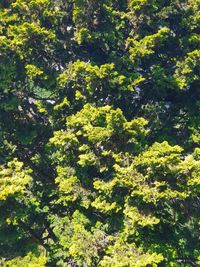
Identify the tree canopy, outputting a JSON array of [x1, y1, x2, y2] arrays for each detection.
[[0, 0, 199, 266]]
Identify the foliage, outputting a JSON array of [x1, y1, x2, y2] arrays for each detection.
[[0, 0, 199, 266]]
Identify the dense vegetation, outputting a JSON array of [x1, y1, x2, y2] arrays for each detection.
[[0, 0, 200, 266]]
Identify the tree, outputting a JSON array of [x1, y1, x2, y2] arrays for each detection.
[[0, 0, 199, 266]]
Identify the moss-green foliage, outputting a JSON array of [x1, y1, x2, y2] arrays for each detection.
[[0, 0, 200, 266], [5, 252, 46, 267], [0, 159, 32, 201]]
